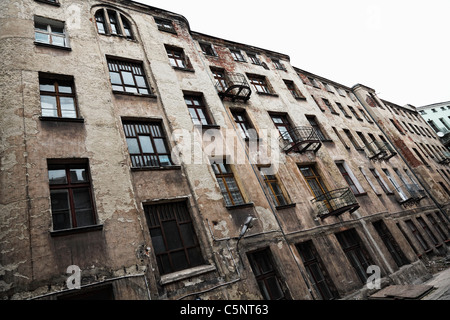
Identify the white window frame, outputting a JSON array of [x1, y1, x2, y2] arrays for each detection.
[[34, 16, 69, 48]]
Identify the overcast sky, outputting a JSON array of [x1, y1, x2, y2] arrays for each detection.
[[133, 0, 449, 107]]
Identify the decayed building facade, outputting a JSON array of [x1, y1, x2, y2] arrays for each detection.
[[1, 0, 449, 300]]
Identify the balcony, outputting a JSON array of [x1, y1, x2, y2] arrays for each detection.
[[279, 127, 322, 154], [215, 72, 251, 102], [365, 141, 397, 161], [393, 184, 427, 207], [311, 188, 360, 220]]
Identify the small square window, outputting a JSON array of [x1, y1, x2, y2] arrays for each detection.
[[230, 49, 245, 62], [34, 16, 69, 48], [200, 43, 217, 56]]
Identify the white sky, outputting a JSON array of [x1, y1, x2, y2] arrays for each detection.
[[133, 0, 449, 107]]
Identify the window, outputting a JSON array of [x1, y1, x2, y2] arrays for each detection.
[[323, 83, 334, 93], [94, 9, 134, 39], [335, 229, 374, 284], [144, 201, 204, 275], [283, 80, 305, 99], [258, 167, 289, 207], [373, 220, 409, 268], [348, 106, 362, 120], [299, 165, 330, 201], [405, 220, 430, 251], [123, 121, 173, 168], [48, 161, 96, 231], [39, 73, 78, 119], [343, 129, 362, 150], [34, 16, 68, 48], [272, 59, 286, 71], [185, 94, 212, 126], [211, 68, 228, 92], [154, 17, 176, 33], [322, 98, 337, 114], [412, 148, 429, 166], [165, 45, 192, 70], [200, 43, 217, 56], [370, 168, 391, 194], [336, 103, 350, 117], [440, 118, 450, 130], [247, 248, 287, 300], [426, 214, 448, 242], [360, 167, 380, 195], [231, 110, 256, 140], [332, 127, 349, 149], [417, 217, 440, 246], [230, 49, 245, 62], [306, 116, 327, 141], [107, 58, 150, 95], [211, 161, 245, 207], [296, 241, 339, 300], [247, 53, 262, 65], [336, 162, 364, 195], [308, 77, 320, 88], [271, 114, 294, 142], [248, 75, 273, 94], [359, 108, 373, 123], [390, 119, 405, 134]]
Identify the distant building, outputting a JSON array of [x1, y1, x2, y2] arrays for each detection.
[[417, 102, 450, 148], [1, 0, 449, 300]]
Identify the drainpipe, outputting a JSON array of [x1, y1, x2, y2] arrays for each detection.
[[352, 88, 450, 224]]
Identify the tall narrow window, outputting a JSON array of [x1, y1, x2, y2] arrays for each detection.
[[121, 16, 133, 39], [107, 58, 150, 95], [271, 114, 294, 142], [283, 80, 304, 99], [39, 73, 78, 119], [123, 121, 173, 168], [296, 241, 339, 300], [417, 217, 440, 246], [322, 98, 337, 114], [230, 49, 245, 62], [200, 43, 217, 56], [335, 229, 374, 284], [211, 161, 245, 207], [165, 45, 192, 70], [336, 163, 363, 195], [211, 68, 228, 92], [231, 110, 255, 140], [258, 167, 289, 207], [405, 220, 430, 251], [336, 102, 350, 117], [107, 10, 120, 35], [48, 161, 96, 231], [185, 95, 211, 126], [247, 248, 287, 300], [306, 116, 327, 141], [370, 168, 391, 194], [373, 220, 409, 268], [426, 214, 448, 242], [34, 16, 68, 48], [144, 201, 204, 275], [332, 127, 349, 149], [299, 166, 330, 208], [343, 129, 362, 150], [95, 10, 106, 34]]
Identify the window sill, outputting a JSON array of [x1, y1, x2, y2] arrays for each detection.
[[160, 264, 216, 286], [226, 202, 255, 210], [39, 116, 84, 123], [195, 124, 221, 130], [354, 192, 368, 197], [34, 41, 71, 51], [344, 115, 353, 119], [34, 0, 60, 6], [321, 139, 334, 143], [275, 203, 296, 210], [294, 96, 307, 100], [172, 66, 195, 73], [112, 90, 157, 99], [256, 92, 279, 97], [50, 224, 103, 237], [131, 165, 181, 172], [157, 27, 177, 35], [331, 111, 340, 115]]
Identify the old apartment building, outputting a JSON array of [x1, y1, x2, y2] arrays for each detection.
[[1, 0, 449, 300]]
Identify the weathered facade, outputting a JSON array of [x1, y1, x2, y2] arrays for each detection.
[[1, 0, 449, 300]]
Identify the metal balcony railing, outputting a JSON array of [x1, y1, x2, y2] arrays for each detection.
[[435, 151, 450, 165], [393, 184, 427, 207], [279, 127, 322, 154], [311, 188, 360, 220], [215, 72, 251, 102], [364, 140, 397, 161]]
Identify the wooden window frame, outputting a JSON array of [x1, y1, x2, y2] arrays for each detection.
[[306, 116, 327, 141], [48, 161, 97, 231], [230, 49, 246, 62], [231, 110, 256, 140], [199, 42, 217, 56], [39, 73, 79, 119], [405, 220, 431, 251], [154, 17, 176, 34], [107, 58, 151, 95], [144, 201, 204, 275], [336, 163, 363, 195], [123, 121, 173, 169], [258, 166, 289, 207], [165, 45, 193, 70], [248, 75, 273, 94], [184, 94, 212, 126], [34, 16, 69, 48], [283, 80, 305, 99], [94, 9, 134, 40], [211, 161, 245, 207], [373, 220, 409, 268]]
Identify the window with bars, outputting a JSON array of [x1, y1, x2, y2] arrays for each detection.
[[34, 16, 68, 48], [184, 94, 212, 126], [48, 161, 97, 231], [426, 214, 448, 242], [107, 58, 150, 95], [123, 121, 173, 168], [39, 73, 78, 119], [94, 9, 134, 39], [144, 201, 204, 275], [165, 45, 193, 70], [211, 161, 245, 207], [247, 248, 287, 300], [258, 167, 289, 207]]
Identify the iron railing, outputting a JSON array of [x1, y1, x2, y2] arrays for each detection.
[[311, 187, 360, 219], [215, 72, 251, 102], [279, 126, 322, 153], [364, 140, 397, 161], [393, 183, 427, 207]]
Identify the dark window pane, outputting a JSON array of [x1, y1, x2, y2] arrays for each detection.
[[180, 223, 197, 247], [150, 228, 165, 254], [49, 169, 67, 185], [163, 221, 183, 251]]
